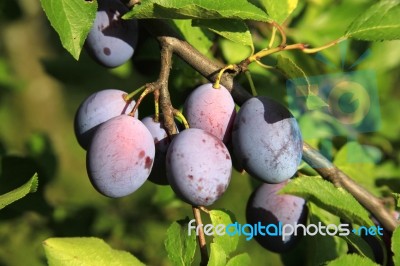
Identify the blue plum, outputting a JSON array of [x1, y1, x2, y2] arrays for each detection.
[[246, 181, 308, 253], [166, 128, 232, 206], [183, 83, 236, 143], [232, 96, 302, 183], [141, 115, 175, 185], [85, 0, 138, 68], [86, 115, 155, 198], [74, 89, 138, 150]]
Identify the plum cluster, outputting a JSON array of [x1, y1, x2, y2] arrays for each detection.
[[78, 4, 307, 249], [73, 85, 233, 206], [73, 82, 307, 244]]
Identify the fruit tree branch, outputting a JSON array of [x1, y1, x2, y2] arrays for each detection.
[[155, 35, 209, 264], [142, 19, 399, 232], [302, 143, 398, 231]]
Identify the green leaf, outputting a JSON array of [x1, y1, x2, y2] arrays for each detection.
[[220, 39, 253, 64], [280, 176, 373, 227], [164, 219, 197, 266], [326, 254, 379, 266], [193, 19, 254, 51], [173, 20, 214, 56], [392, 226, 400, 265], [393, 193, 400, 208], [340, 234, 376, 261], [305, 203, 347, 265], [209, 209, 239, 256], [251, 0, 299, 24], [123, 0, 271, 22], [276, 55, 328, 110], [306, 92, 329, 110], [334, 142, 379, 196], [43, 237, 144, 266], [276, 55, 309, 82], [226, 253, 251, 266], [40, 0, 97, 60], [0, 173, 38, 210], [207, 243, 226, 266], [345, 0, 400, 41]]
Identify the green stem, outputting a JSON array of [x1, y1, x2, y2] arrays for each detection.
[[173, 109, 189, 129], [244, 70, 257, 96], [128, 86, 154, 116], [268, 27, 277, 49], [213, 65, 236, 89], [154, 89, 160, 123], [124, 85, 146, 102], [303, 36, 348, 54]]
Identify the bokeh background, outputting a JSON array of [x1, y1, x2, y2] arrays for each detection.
[[1, 0, 399, 265]]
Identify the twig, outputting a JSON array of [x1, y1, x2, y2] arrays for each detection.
[[193, 206, 209, 266], [156, 43, 177, 136], [302, 143, 399, 231]]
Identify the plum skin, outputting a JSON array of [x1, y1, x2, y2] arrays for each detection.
[[166, 128, 232, 206], [86, 115, 155, 198], [141, 115, 172, 185], [246, 181, 308, 253], [74, 89, 138, 150], [85, 0, 138, 68], [232, 96, 303, 183], [183, 83, 236, 143]]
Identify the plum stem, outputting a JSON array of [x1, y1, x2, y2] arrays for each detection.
[[124, 85, 146, 102], [244, 70, 257, 96], [193, 206, 209, 266], [128, 86, 154, 116], [213, 65, 236, 89], [153, 89, 160, 122], [173, 109, 190, 129]]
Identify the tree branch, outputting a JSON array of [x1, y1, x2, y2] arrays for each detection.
[[302, 143, 398, 231], [154, 34, 209, 264], [143, 19, 399, 232]]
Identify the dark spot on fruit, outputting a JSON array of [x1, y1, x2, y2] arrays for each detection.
[[226, 154, 230, 160], [188, 175, 194, 180], [139, 150, 145, 158], [198, 186, 203, 191], [217, 184, 225, 197], [214, 140, 224, 150], [145, 157, 153, 169], [202, 139, 206, 143], [103, 47, 111, 55]]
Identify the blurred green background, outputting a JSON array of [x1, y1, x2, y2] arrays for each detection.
[[0, 0, 399, 265]]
